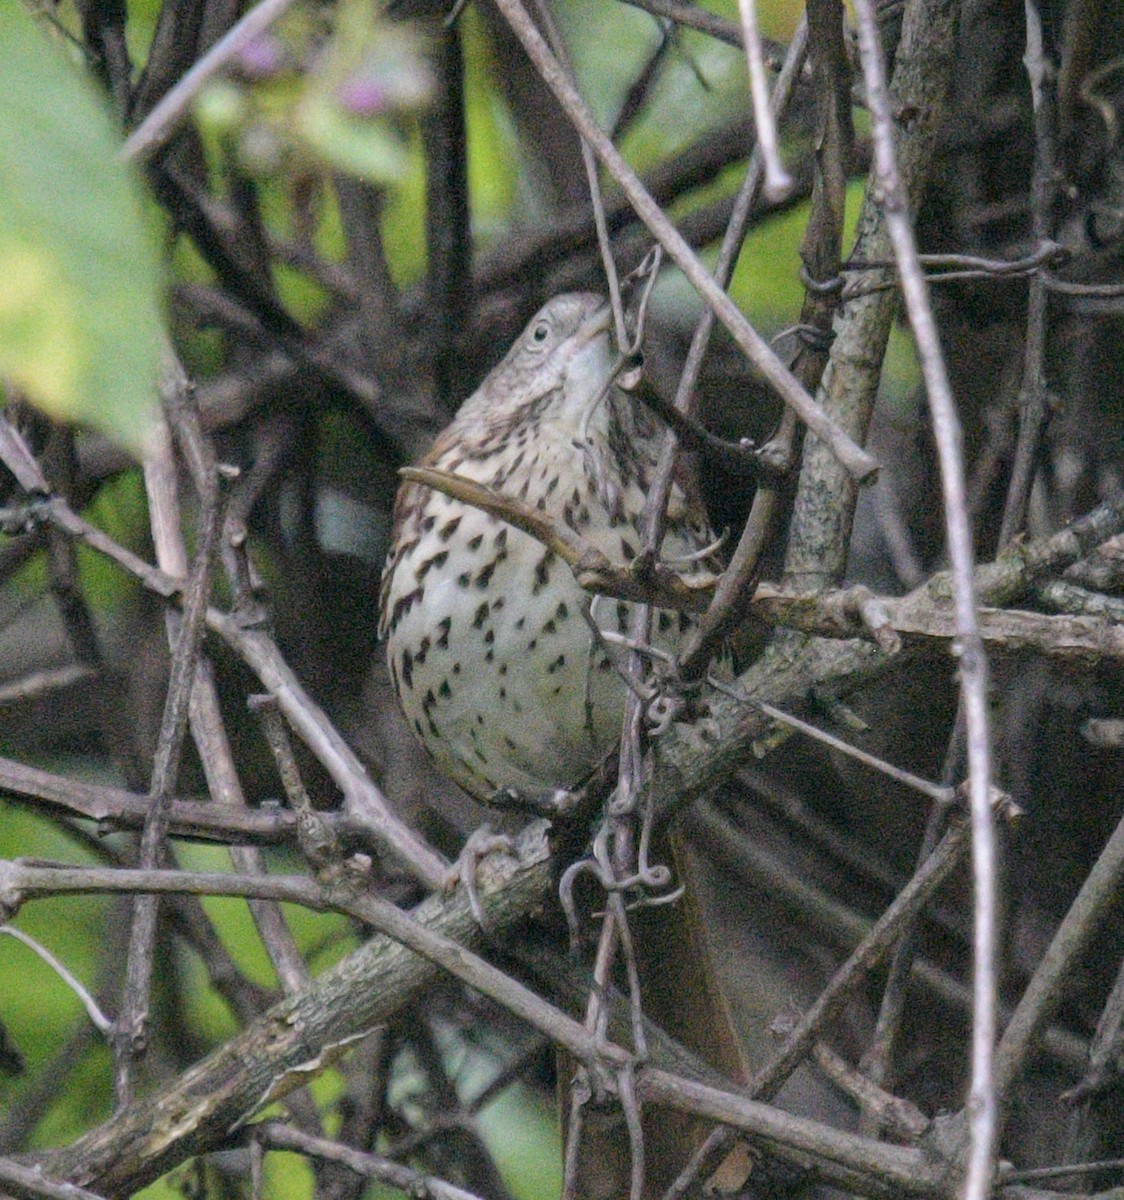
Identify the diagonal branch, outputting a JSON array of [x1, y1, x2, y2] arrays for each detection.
[[27, 824, 568, 1195], [850, 3, 996, 1190], [489, 0, 878, 482]]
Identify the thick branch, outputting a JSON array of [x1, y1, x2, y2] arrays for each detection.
[[33, 823, 555, 1195]]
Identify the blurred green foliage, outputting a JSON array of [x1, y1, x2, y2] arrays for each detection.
[[0, 0, 162, 457], [194, 0, 435, 184], [0, 801, 115, 1128]]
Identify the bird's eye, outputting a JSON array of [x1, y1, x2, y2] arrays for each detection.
[[531, 322, 550, 344]]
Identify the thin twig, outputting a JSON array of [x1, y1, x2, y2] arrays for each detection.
[[751, 580, 1124, 662], [489, 0, 878, 482], [744, 696, 957, 805], [628, 381, 772, 477], [114, 388, 223, 1105], [40, 818, 278, 1033], [740, 763, 959, 919], [43, 436, 105, 678], [0, 844, 621, 1074], [0, 415, 48, 493], [0, 414, 448, 890], [850, 2, 997, 1194], [637, 1068, 948, 1197], [1002, 1158, 1124, 1184], [21, 823, 638, 1197], [860, 719, 960, 1136], [1059, 945, 1124, 1104], [735, 0, 792, 199], [253, 1123, 487, 1200], [661, 805, 972, 1196], [994, 802, 1124, 1105], [1043, 275, 1124, 298], [663, 14, 808, 674], [0, 927, 112, 1034], [121, 0, 301, 162], [409, 1021, 511, 1200], [616, 0, 747, 53], [529, 0, 630, 351], [848, 242, 1067, 281], [676, 799, 1085, 1069], [798, 1036, 930, 1140], [0, 666, 96, 707], [0, 1019, 97, 1150], [0, 1158, 108, 1200], [0, 754, 305, 844], [218, 616, 449, 889], [569, 26, 709, 1170], [164, 385, 313, 998], [424, 21, 472, 412], [250, 694, 356, 890], [998, 0, 1058, 547], [742, 815, 972, 1101]]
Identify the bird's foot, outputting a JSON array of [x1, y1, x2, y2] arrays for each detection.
[[443, 825, 517, 927]]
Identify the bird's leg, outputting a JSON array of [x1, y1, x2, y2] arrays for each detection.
[[485, 746, 620, 827], [441, 825, 518, 927], [485, 786, 580, 818]]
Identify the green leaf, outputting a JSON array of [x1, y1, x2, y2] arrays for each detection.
[[0, 0, 162, 458]]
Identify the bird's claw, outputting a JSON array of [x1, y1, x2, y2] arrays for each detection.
[[444, 825, 517, 927]]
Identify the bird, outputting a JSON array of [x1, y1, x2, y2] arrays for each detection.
[[378, 291, 720, 807]]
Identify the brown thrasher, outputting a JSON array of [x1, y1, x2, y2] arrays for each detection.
[[380, 292, 744, 1198], [378, 292, 719, 804]]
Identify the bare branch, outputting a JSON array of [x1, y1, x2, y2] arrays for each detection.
[[490, 0, 878, 482], [122, 0, 301, 162]]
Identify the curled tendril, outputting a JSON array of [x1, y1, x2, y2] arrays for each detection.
[[559, 848, 677, 949], [621, 245, 664, 356], [644, 692, 682, 737], [592, 626, 694, 738], [627, 883, 685, 910], [559, 856, 605, 949]]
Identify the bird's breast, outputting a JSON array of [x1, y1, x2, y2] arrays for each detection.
[[379, 422, 715, 800]]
